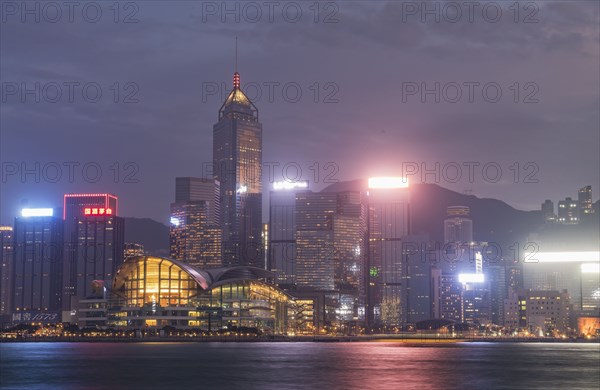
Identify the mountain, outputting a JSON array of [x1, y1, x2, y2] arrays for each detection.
[[323, 180, 541, 247], [124, 217, 169, 256]]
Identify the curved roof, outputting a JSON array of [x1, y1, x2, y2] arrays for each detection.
[[112, 256, 275, 292]]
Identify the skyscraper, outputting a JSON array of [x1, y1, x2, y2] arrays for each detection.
[[294, 189, 366, 331], [0, 226, 14, 316], [367, 177, 410, 329], [268, 181, 308, 287], [295, 191, 337, 291], [213, 68, 263, 267], [12, 208, 63, 323], [170, 178, 222, 268], [62, 194, 124, 316], [444, 206, 473, 244]]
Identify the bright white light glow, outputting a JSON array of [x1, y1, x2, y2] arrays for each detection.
[[458, 273, 485, 284], [524, 251, 600, 263], [170, 217, 180, 226], [581, 263, 600, 274], [236, 185, 248, 194], [368, 177, 408, 189], [21, 208, 53, 217], [273, 180, 308, 191]]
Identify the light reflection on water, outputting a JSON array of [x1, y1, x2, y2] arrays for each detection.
[[1, 342, 599, 389]]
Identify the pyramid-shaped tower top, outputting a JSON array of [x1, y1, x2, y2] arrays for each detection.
[[218, 39, 258, 120]]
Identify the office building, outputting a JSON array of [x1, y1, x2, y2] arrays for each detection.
[[367, 177, 410, 328], [11, 208, 63, 323], [62, 194, 124, 317], [170, 177, 222, 268], [268, 181, 308, 287], [0, 226, 14, 316], [213, 69, 263, 267]]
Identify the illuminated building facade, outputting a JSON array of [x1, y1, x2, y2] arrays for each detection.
[[124, 243, 145, 259], [170, 177, 221, 268], [525, 290, 571, 334], [107, 256, 294, 334], [170, 202, 222, 269], [62, 194, 124, 315], [0, 226, 14, 316], [439, 274, 462, 322], [11, 208, 63, 323], [175, 177, 220, 226], [366, 177, 410, 328], [213, 70, 263, 267], [295, 192, 337, 291], [443, 206, 473, 244]]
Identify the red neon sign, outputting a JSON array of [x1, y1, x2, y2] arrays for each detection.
[[83, 207, 113, 216]]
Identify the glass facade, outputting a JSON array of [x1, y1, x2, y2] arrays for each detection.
[[114, 257, 202, 307], [213, 73, 263, 267], [12, 214, 63, 315], [170, 201, 222, 268], [108, 256, 295, 334]]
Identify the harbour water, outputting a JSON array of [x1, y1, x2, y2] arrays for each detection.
[[1, 342, 599, 389]]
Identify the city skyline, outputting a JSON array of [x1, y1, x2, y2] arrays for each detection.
[[1, 2, 599, 389], [2, 2, 599, 225]]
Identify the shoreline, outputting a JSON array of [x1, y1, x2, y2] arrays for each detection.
[[2, 335, 598, 344]]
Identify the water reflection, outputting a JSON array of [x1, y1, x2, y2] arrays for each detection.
[[1, 342, 599, 389]]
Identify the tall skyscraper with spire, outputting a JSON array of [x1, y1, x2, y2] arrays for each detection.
[[213, 49, 263, 267]]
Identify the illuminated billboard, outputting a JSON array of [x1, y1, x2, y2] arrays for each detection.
[[524, 251, 600, 263], [83, 207, 113, 216], [581, 263, 600, 274], [272, 180, 309, 191], [21, 208, 54, 217], [368, 177, 409, 189], [458, 273, 485, 284]]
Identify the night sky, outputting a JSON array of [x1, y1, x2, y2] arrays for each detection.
[[1, 1, 598, 225]]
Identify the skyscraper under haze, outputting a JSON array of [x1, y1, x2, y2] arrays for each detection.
[[444, 206, 473, 244], [213, 69, 263, 267]]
